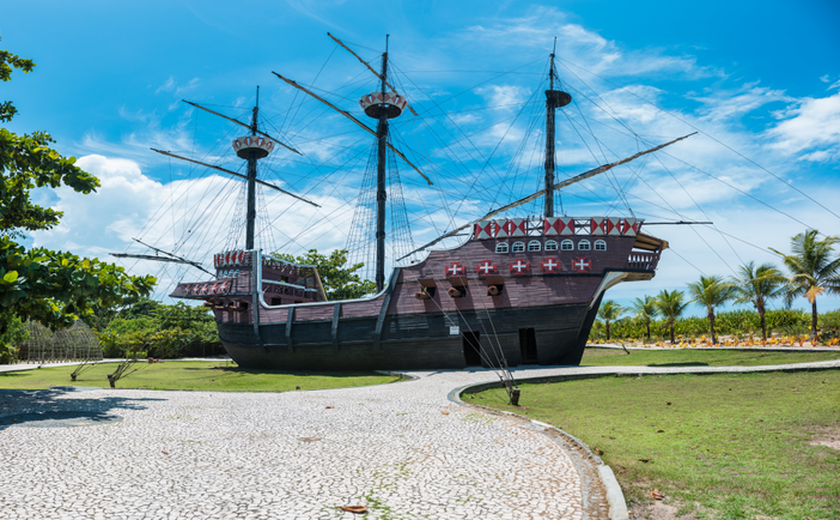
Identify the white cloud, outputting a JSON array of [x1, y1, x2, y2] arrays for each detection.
[[767, 92, 840, 160], [691, 84, 792, 123]]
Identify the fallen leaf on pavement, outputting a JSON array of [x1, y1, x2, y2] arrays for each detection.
[[441, 411, 449, 415]]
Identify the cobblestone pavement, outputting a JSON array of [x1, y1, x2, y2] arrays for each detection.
[[0, 368, 610, 520], [2, 359, 839, 520]]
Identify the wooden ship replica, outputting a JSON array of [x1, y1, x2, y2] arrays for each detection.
[[148, 36, 685, 370]]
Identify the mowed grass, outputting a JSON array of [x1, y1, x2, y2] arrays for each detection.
[[479, 370, 840, 519], [581, 346, 840, 367], [0, 361, 401, 392]]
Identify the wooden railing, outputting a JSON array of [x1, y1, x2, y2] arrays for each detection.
[[627, 252, 660, 271]]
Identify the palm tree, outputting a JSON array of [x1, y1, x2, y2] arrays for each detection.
[[631, 295, 659, 342], [597, 300, 623, 341], [771, 230, 840, 342], [687, 275, 735, 344], [729, 261, 786, 342], [655, 289, 688, 344]]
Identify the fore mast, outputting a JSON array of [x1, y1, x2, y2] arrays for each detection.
[[233, 89, 273, 250]]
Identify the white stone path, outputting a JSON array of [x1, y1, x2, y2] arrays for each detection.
[[2, 359, 839, 520]]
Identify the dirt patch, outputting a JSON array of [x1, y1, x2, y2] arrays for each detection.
[[809, 427, 840, 450], [628, 498, 698, 520], [628, 500, 699, 520]]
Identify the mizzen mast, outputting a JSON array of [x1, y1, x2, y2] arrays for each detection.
[[544, 39, 572, 218]]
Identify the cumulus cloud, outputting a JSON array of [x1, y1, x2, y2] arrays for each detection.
[[766, 92, 840, 162]]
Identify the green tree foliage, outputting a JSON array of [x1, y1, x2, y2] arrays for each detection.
[[630, 295, 659, 341], [729, 261, 786, 341], [687, 275, 735, 344], [771, 230, 840, 342], [0, 48, 155, 361], [597, 300, 623, 341], [98, 301, 221, 359], [656, 289, 689, 344], [274, 249, 375, 300]]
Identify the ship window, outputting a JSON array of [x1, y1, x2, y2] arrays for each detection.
[[495, 242, 509, 254], [512, 241, 526, 253], [527, 240, 541, 252], [545, 240, 558, 251], [594, 239, 607, 251], [560, 239, 574, 251], [578, 240, 591, 251]]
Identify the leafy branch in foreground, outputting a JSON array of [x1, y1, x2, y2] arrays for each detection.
[[0, 46, 155, 361]]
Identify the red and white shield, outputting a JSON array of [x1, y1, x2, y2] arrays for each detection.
[[476, 260, 497, 276], [590, 218, 606, 236], [446, 262, 465, 277], [509, 259, 530, 275], [572, 257, 591, 273], [541, 257, 561, 273], [474, 221, 494, 240]]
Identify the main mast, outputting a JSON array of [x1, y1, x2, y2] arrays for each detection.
[[358, 35, 409, 292], [544, 41, 572, 218], [375, 40, 389, 292]]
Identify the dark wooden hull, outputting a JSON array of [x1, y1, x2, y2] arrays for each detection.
[[173, 218, 664, 371], [217, 300, 602, 371]]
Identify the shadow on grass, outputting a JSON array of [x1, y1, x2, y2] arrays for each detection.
[[210, 367, 389, 378], [647, 362, 709, 367], [0, 387, 165, 430]]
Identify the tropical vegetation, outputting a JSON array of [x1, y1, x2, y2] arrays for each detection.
[[1, 47, 155, 362]]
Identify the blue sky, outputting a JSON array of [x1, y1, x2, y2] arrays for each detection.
[[3, 0, 840, 315]]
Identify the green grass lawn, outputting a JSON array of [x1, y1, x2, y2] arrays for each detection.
[[0, 360, 401, 392], [479, 370, 840, 519], [581, 346, 840, 367]]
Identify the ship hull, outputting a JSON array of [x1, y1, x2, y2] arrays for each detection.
[[217, 300, 602, 371], [174, 217, 664, 371]]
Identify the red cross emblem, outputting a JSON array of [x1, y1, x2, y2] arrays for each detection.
[[509, 259, 530, 275], [476, 260, 497, 276], [541, 257, 560, 273], [572, 257, 591, 273], [446, 262, 465, 277]]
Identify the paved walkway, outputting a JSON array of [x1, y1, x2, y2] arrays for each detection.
[[1, 359, 839, 520]]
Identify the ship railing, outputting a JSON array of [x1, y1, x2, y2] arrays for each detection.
[[262, 279, 320, 299], [627, 251, 660, 271], [473, 216, 643, 240]]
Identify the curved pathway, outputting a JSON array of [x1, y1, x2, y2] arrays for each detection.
[[1, 358, 839, 520]]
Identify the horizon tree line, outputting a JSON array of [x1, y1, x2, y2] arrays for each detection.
[[597, 229, 840, 344]]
